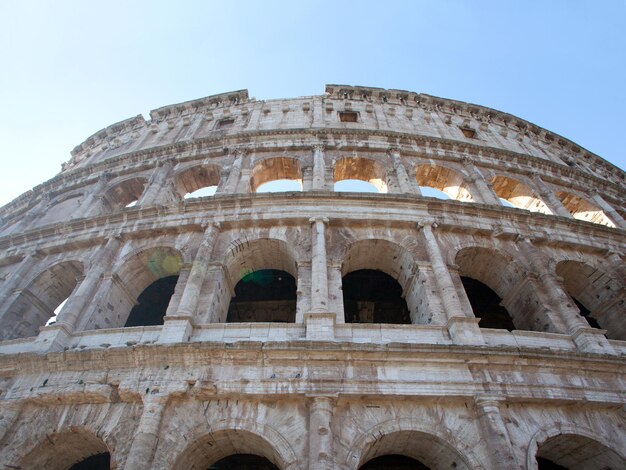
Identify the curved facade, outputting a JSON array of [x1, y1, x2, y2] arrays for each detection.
[[0, 85, 625, 469]]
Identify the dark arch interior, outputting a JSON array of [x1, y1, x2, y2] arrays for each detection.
[[572, 297, 602, 330], [461, 276, 516, 331], [536, 457, 568, 470], [207, 453, 279, 470], [360, 454, 430, 470], [227, 269, 297, 322], [342, 269, 410, 324], [69, 452, 110, 470], [125, 275, 179, 327]]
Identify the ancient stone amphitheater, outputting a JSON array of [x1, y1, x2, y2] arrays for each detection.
[[0, 85, 624, 470]]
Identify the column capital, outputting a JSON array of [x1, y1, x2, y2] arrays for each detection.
[[386, 146, 401, 157], [200, 221, 221, 231], [309, 217, 329, 224], [474, 395, 506, 411], [417, 217, 437, 230], [312, 143, 326, 152]]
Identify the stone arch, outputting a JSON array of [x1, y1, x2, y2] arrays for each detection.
[[16, 426, 112, 470], [334, 156, 388, 193], [490, 175, 552, 213], [527, 424, 626, 470], [171, 420, 298, 470], [173, 163, 221, 199], [0, 260, 83, 340], [106, 246, 184, 327], [223, 237, 299, 323], [250, 156, 303, 192], [455, 246, 555, 332], [556, 260, 625, 340], [346, 418, 482, 470], [104, 176, 148, 210], [415, 163, 474, 201], [556, 191, 616, 227], [341, 239, 426, 324]]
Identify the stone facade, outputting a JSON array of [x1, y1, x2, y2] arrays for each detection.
[[0, 85, 624, 469]]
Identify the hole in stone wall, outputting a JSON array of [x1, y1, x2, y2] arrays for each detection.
[[69, 452, 111, 470], [461, 276, 516, 331], [536, 433, 625, 469], [572, 297, 602, 330], [339, 111, 359, 122], [125, 275, 179, 327], [256, 179, 302, 193], [227, 269, 296, 322], [342, 269, 410, 324], [184, 185, 218, 199], [334, 157, 388, 193], [555, 191, 615, 227], [490, 175, 552, 214], [420, 187, 451, 200], [45, 297, 69, 326], [217, 118, 235, 129], [360, 454, 430, 470], [125, 200, 138, 208], [415, 164, 474, 202], [460, 127, 476, 139], [209, 454, 279, 470], [536, 457, 568, 470], [334, 179, 380, 193]]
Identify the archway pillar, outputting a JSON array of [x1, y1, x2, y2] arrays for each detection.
[[388, 148, 421, 195], [219, 148, 245, 194], [160, 224, 221, 343], [81, 173, 112, 217], [0, 400, 23, 444], [306, 217, 334, 340], [123, 393, 170, 470], [311, 144, 327, 191], [474, 396, 520, 469], [417, 219, 484, 345], [307, 395, 336, 470], [590, 192, 626, 229], [531, 173, 572, 218], [0, 250, 43, 319], [462, 159, 501, 206], [517, 237, 615, 354], [138, 161, 174, 206]]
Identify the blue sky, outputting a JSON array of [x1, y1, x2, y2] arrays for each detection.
[[0, 1, 624, 206]]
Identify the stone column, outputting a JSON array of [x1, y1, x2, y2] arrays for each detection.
[[308, 396, 335, 470], [81, 173, 112, 217], [55, 236, 123, 332], [312, 144, 326, 191], [474, 396, 520, 470], [123, 395, 167, 470], [530, 173, 572, 218], [306, 218, 334, 339], [462, 158, 501, 206], [138, 161, 174, 205], [590, 192, 626, 229], [517, 237, 613, 353], [418, 219, 483, 344], [388, 148, 420, 194], [220, 149, 244, 194], [160, 223, 220, 343]]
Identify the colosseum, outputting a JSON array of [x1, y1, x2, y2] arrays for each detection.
[[0, 85, 624, 469]]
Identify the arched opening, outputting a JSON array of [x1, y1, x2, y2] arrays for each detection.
[[334, 157, 388, 193], [125, 274, 179, 326], [227, 269, 297, 322], [415, 164, 473, 201], [250, 157, 302, 193], [171, 429, 287, 470], [45, 297, 69, 326], [220, 238, 299, 324], [556, 260, 625, 340], [461, 276, 515, 331], [357, 430, 471, 470], [17, 428, 111, 470], [360, 454, 429, 470], [535, 433, 625, 469], [456, 247, 554, 333], [341, 239, 424, 324], [0, 260, 83, 340], [490, 175, 552, 213], [209, 454, 280, 470], [105, 177, 147, 210], [556, 191, 616, 227], [342, 270, 410, 324], [175, 164, 221, 200], [97, 247, 183, 329]]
